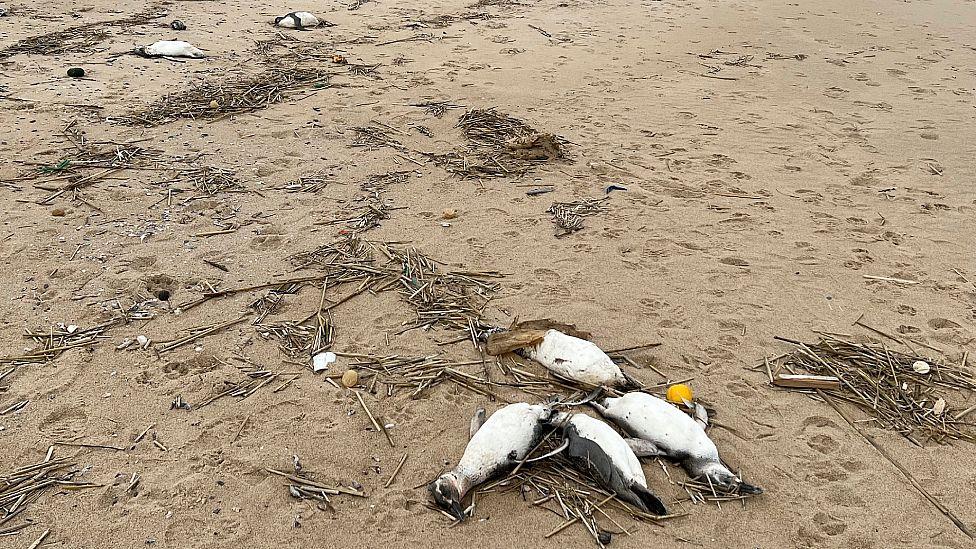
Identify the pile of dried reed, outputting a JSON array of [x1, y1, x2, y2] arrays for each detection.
[[0, 7, 166, 57], [431, 108, 566, 177], [116, 66, 332, 126], [548, 198, 608, 236], [771, 334, 976, 444]]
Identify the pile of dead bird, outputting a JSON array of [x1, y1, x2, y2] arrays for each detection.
[[426, 320, 762, 546]]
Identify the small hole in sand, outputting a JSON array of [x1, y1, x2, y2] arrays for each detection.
[[155, 289, 171, 301]]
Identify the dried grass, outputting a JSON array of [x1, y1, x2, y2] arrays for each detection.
[[116, 66, 332, 127], [772, 334, 976, 444], [431, 108, 567, 177], [0, 6, 166, 57]]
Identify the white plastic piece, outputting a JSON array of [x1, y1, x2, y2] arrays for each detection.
[[312, 351, 337, 373]]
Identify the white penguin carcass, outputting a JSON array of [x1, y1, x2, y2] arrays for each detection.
[[593, 391, 762, 494], [431, 403, 551, 520], [527, 329, 626, 386], [274, 11, 320, 29], [137, 40, 205, 59], [550, 412, 667, 515], [486, 320, 627, 387]]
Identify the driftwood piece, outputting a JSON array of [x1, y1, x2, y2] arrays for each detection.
[[772, 373, 842, 390], [486, 319, 592, 356]]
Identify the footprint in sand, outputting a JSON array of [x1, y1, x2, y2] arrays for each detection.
[[813, 512, 848, 536], [38, 406, 89, 439]]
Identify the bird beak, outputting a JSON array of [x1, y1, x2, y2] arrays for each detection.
[[448, 500, 466, 521]]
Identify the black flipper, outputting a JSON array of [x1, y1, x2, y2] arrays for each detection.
[[287, 12, 304, 30], [628, 483, 668, 515]]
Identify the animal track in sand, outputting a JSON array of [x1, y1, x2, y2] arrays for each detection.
[[532, 268, 561, 283], [896, 304, 916, 315], [38, 406, 88, 438], [537, 285, 571, 305], [928, 317, 961, 330], [806, 434, 840, 454], [726, 379, 758, 398], [250, 235, 282, 251], [813, 511, 848, 536]]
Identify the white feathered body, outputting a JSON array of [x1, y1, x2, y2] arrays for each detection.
[[565, 413, 647, 486], [454, 403, 549, 490], [275, 11, 320, 28], [528, 330, 625, 386], [600, 392, 719, 461], [143, 40, 204, 58]]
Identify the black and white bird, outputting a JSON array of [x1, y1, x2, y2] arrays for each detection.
[[274, 11, 321, 29], [592, 391, 762, 494], [549, 412, 668, 515], [135, 40, 205, 59], [431, 403, 556, 520]]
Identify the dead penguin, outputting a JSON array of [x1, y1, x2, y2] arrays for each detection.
[[274, 11, 320, 29], [135, 40, 204, 59], [529, 330, 626, 386], [592, 391, 762, 494], [431, 403, 553, 520], [486, 320, 626, 387], [549, 412, 667, 515]]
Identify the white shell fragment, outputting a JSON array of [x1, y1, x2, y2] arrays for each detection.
[[527, 329, 626, 386], [138, 40, 205, 59], [136, 335, 150, 349], [933, 398, 946, 416], [312, 351, 337, 373], [274, 11, 320, 29], [912, 360, 931, 374]]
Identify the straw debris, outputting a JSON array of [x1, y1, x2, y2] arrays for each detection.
[[116, 66, 332, 126], [771, 334, 976, 444], [0, 7, 166, 57], [548, 198, 608, 236], [431, 108, 567, 177]]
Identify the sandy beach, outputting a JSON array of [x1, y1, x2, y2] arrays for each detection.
[[1, 0, 976, 547]]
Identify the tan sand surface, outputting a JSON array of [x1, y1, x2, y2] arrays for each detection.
[[1, 0, 975, 547]]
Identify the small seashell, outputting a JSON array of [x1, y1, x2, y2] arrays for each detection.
[[441, 208, 458, 220], [912, 360, 930, 374], [170, 20, 186, 30], [933, 398, 946, 416], [342, 369, 359, 387], [209, 100, 220, 109], [136, 335, 150, 349], [66, 324, 78, 333], [440, 222, 451, 227], [312, 351, 336, 373]]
